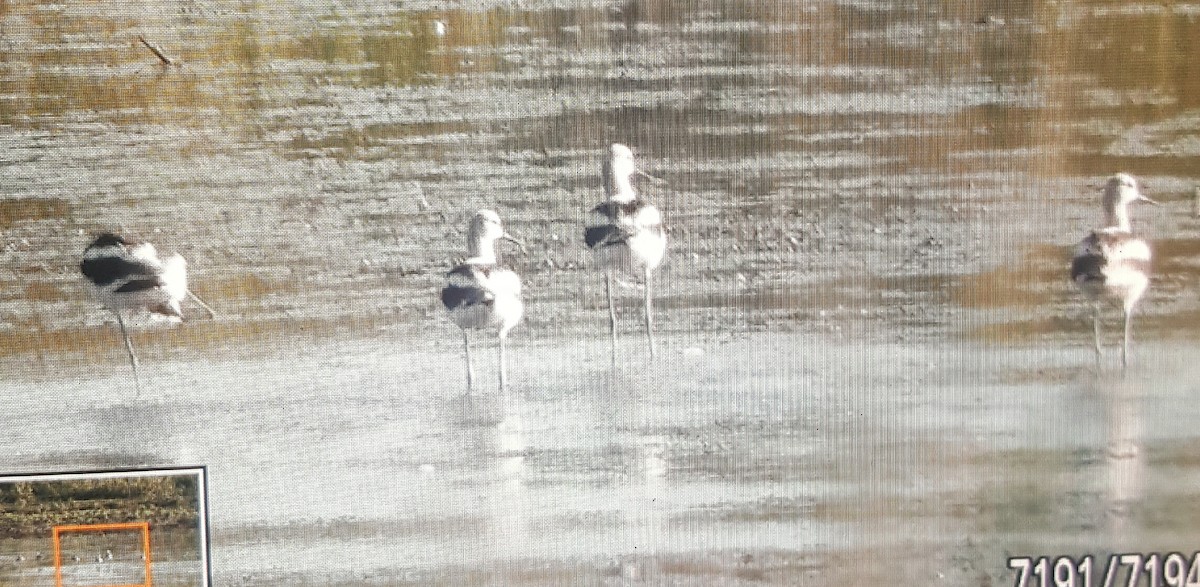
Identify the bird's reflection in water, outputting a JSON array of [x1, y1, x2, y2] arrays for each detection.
[[1104, 379, 1145, 546], [636, 433, 669, 544], [493, 391, 528, 540], [639, 434, 668, 494], [496, 392, 526, 488]]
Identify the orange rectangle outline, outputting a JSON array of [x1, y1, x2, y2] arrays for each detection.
[[52, 522, 153, 587]]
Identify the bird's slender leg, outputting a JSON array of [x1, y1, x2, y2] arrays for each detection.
[[1122, 305, 1133, 374], [499, 335, 508, 392], [114, 312, 142, 395], [463, 330, 474, 392], [1093, 303, 1103, 370], [644, 267, 656, 358], [606, 271, 618, 367], [186, 290, 216, 318]]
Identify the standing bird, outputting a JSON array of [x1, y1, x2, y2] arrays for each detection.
[[441, 211, 525, 392], [80, 233, 215, 393], [585, 143, 667, 364], [1070, 173, 1158, 371]]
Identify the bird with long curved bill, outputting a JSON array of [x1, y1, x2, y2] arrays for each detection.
[[441, 211, 525, 392], [584, 143, 667, 365], [80, 233, 215, 394], [1070, 173, 1158, 373]]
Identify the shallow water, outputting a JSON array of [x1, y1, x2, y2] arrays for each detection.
[[3, 0, 1200, 585]]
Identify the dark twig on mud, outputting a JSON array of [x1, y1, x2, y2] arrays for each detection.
[[138, 36, 176, 66]]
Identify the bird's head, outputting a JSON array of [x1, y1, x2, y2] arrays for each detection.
[[469, 210, 524, 252], [1104, 173, 1159, 208]]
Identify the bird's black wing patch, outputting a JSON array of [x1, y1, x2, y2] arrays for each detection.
[[619, 200, 645, 216], [115, 278, 165, 293], [441, 285, 492, 310], [80, 257, 160, 286], [447, 265, 476, 278], [585, 225, 624, 249], [85, 233, 128, 249], [1070, 254, 1105, 284], [592, 200, 645, 221], [591, 202, 615, 219]]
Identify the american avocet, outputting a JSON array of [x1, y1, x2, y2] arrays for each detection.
[[584, 143, 667, 364], [1070, 173, 1158, 371], [441, 210, 524, 392], [80, 233, 215, 394]]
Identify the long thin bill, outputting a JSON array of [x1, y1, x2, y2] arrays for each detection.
[[187, 290, 217, 318], [502, 234, 527, 254], [636, 169, 666, 184]]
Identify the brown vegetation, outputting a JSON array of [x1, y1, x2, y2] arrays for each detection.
[[0, 477, 200, 539]]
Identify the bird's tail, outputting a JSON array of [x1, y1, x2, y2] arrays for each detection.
[[161, 254, 189, 303]]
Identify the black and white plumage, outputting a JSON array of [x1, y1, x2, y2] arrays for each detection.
[[441, 210, 524, 392], [1070, 173, 1158, 371], [80, 233, 214, 393], [585, 143, 667, 364]]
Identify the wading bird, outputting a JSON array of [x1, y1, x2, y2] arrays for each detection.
[[584, 143, 667, 364], [441, 211, 524, 392], [80, 233, 215, 393], [1070, 173, 1158, 372]]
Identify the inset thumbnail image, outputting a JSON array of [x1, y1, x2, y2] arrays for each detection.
[[0, 468, 209, 587]]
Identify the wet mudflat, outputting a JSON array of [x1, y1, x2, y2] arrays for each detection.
[[0, 527, 204, 587], [3, 0, 1200, 585]]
